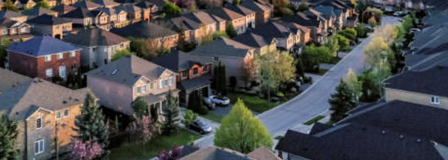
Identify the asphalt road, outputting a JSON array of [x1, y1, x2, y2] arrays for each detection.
[[194, 16, 401, 147]]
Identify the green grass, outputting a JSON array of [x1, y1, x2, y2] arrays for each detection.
[[109, 129, 201, 160], [201, 113, 223, 123], [228, 93, 280, 113], [318, 69, 328, 75], [329, 57, 342, 64], [303, 115, 325, 125], [274, 135, 284, 140]]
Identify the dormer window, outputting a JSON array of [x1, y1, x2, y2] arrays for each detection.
[[193, 68, 198, 75], [431, 96, 440, 105]]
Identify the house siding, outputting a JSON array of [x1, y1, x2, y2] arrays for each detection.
[[87, 76, 134, 114], [385, 88, 448, 109]]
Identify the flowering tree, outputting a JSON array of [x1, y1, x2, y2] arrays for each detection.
[[128, 114, 160, 142], [69, 139, 103, 160], [158, 146, 183, 160]]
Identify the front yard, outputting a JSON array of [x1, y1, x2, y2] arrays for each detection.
[[109, 129, 201, 160], [227, 93, 280, 113]]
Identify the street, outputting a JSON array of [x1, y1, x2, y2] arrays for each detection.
[[194, 16, 402, 147]]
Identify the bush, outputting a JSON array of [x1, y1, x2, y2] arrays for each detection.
[[181, 110, 197, 126], [355, 24, 367, 38], [298, 3, 309, 12], [368, 17, 377, 27]]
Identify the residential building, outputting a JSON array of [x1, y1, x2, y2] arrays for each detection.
[[0, 73, 91, 160], [276, 100, 448, 160], [180, 146, 281, 160], [62, 28, 130, 68], [303, 8, 329, 34], [59, 0, 79, 6], [61, 7, 95, 28], [281, 13, 324, 43], [191, 37, 255, 87], [115, 3, 151, 22], [92, 7, 129, 29], [27, 14, 73, 39], [233, 32, 277, 55], [248, 21, 296, 51], [73, 0, 102, 10], [207, 7, 249, 34], [0, 17, 33, 41], [22, 7, 58, 19], [93, 0, 120, 8], [135, 1, 160, 14], [51, 4, 76, 15], [239, 0, 272, 26], [86, 55, 178, 116], [7, 35, 81, 80], [287, 22, 312, 44], [225, 4, 257, 29], [110, 21, 179, 50], [153, 51, 213, 106], [0, 10, 28, 23], [15, 0, 36, 10]]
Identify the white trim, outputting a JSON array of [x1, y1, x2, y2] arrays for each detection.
[[34, 139, 44, 155]]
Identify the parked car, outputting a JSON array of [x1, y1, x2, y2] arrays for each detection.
[[203, 97, 216, 110], [189, 120, 212, 134], [393, 11, 409, 17], [410, 28, 421, 34], [209, 95, 230, 106]]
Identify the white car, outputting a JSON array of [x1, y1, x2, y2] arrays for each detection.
[[209, 95, 230, 106]]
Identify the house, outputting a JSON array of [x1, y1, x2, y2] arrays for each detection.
[[62, 28, 130, 68], [247, 21, 295, 51], [190, 37, 255, 87], [59, 0, 79, 6], [0, 68, 30, 93], [0, 10, 28, 23], [313, 5, 339, 32], [135, 1, 160, 14], [281, 13, 324, 43], [110, 21, 179, 50], [384, 66, 448, 109], [15, 0, 36, 10], [93, 7, 129, 29], [224, 4, 257, 29], [207, 7, 248, 34], [52, 4, 76, 15], [303, 8, 329, 34], [22, 7, 58, 19], [85, 55, 178, 116], [46, 0, 58, 7], [0, 72, 91, 160], [93, 0, 120, 8], [27, 14, 72, 39], [73, 0, 102, 10], [276, 100, 448, 160], [0, 17, 33, 41], [153, 51, 213, 106], [287, 22, 312, 44], [239, 0, 272, 26], [7, 35, 81, 80], [233, 32, 277, 55], [167, 11, 225, 43], [115, 3, 151, 22], [61, 7, 95, 28], [180, 146, 281, 160]]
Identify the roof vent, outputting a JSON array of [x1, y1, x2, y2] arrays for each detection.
[[69, 96, 72, 100], [111, 69, 118, 75], [74, 98, 79, 102], [381, 130, 386, 134], [417, 139, 421, 143], [399, 135, 405, 139], [62, 100, 67, 104]]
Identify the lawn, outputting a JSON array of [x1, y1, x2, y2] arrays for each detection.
[[109, 129, 201, 160], [329, 57, 342, 64], [228, 93, 280, 113], [201, 113, 223, 123], [318, 69, 328, 75], [303, 115, 325, 125]]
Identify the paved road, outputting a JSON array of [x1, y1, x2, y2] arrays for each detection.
[[194, 16, 401, 147]]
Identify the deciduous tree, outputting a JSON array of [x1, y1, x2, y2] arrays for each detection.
[[163, 1, 181, 15], [226, 24, 238, 38], [182, 110, 197, 126], [343, 68, 362, 101], [112, 49, 134, 61]]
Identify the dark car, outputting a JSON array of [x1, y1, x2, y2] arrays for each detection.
[[189, 120, 212, 134]]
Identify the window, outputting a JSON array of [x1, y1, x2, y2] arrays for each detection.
[[46, 69, 53, 77], [159, 80, 162, 88], [3, 29, 7, 34], [142, 85, 147, 93], [45, 55, 52, 62], [168, 78, 173, 86], [182, 71, 187, 77], [57, 53, 63, 59], [137, 86, 142, 94], [431, 96, 440, 104], [59, 66, 66, 78], [21, 27, 27, 33], [64, 109, 69, 117], [34, 139, 44, 154], [70, 51, 76, 57], [11, 28, 16, 34], [36, 117, 42, 129], [56, 111, 61, 119], [193, 68, 198, 75]]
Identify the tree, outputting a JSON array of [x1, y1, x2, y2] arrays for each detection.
[[355, 24, 367, 38], [339, 28, 357, 41], [162, 90, 180, 135], [233, 0, 240, 5], [162, 1, 182, 15], [328, 81, 357, 122], [69, 139, 103, 160], [176, 30, 197, 52], [111, 49, 134, 61], [343, 69, 362, 101], [272, 0, 292, 16], [401, 15, 415, 33], [212, 31, 229, 40], [3, 0, 18, 11], [226, 24, 238, 38], [212, 62, 228, 96], [0, 115, 18, 159], [182, 110, 197, 127], [74, 93, 109, 151], [188, 90, 208, 115], [0, 39, 13, 68], [128, 37, 161, 60], [242, 57, 258, 86], [368, 17, 377, 27], [324, 36, 340, 56], [132, 97, 149, 118], [158, 146, 182, 160], [373, 25, 398, 45], [36, 0, 51, 9], [335, 34, 350, 51], [214, 99, 273, 153], [359, 69, 382, 102], [128, 114, 160, 142], [364, 37, 395, 70], [298, 3, 309, 12], [302, 45, 333, 72], [373, 9, 383, 24]]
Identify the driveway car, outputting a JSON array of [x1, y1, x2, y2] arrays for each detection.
[[203, 97, 216, 110], [189, 120, 212, 134], [209, 95, 230, 106]]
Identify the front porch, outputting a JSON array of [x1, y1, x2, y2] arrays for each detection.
[[142, 89, 180, 122]]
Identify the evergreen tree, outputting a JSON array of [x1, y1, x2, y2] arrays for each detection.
[[214, 99, 273, 153], [0, 115, 18, 159], [188, 90, 208, 115], [226, 24, 238, 38], [162, 90, 180, 135], [220, 63, 227, 96], [328, 81, 357, 122], [132, 97, 149, 118], [74, 93, 110, 150]]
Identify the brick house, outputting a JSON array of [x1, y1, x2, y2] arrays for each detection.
[[225, 4, 257, 29], [7, 35, 82, 80], [281, 13, 324, 43], [0, 17, 33, 41], [0, 69, 91, 160], [61, 7, 96, 28], [153, 51, 213, 106], [92, 7, 129, 29], [27, 14, 73, 39], [62, 28, 130, 68], [0, 10, 28, 23], [246, 21, 296, 51], [240, 0, 272, 26], [207, 7, 249, 35], [86, 55, 178, 116], [115, 3, 151, 23]]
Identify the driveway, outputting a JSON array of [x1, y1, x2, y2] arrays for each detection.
[[194, 16, 402, 148]]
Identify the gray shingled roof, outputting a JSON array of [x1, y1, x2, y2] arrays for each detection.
[[0, 10, 25, 19], [0, 78, 91, 120], [152, 50, 212, 72], [85, 55, 173, 87], [63, 28, 129, 47], [249, 21, 292, 40], [22, 7, 56, 16], [62, 7, 95, 18], [7, 35, 81, 57], [225, 4, 256, 16], [281, 13, 321, 27], [191, 37, 253, 58], [233, 32, 275, 48], [0, 68, 31, 94], [207, 7, 245, 20], [179, 74, 211, 91], [179, 146, 254, 160], [51, 4, 76, 14], [93, 0, 120, 7], [26, 14, 71, 25], [239, 0, 272, 12], [169, 11, 224, 31], [110, 21, 177, 39], [0, 17, 22, 29], [73, 0, 101, 9]]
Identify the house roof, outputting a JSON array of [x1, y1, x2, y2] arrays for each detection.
[[7, 35, 81, 57], [62, 7, 95, 18], [134, 1, 157, 9], [73, 0, 102, 9], [179, 74, 212, 91], [207, 7, 245, 20], [153, 50, 212, 72], [26, 14, 71, 25], [225, 4, 256, 16], [95, 7, 124, 15], [51, 4, 76, 14], [249, 21, 292, 40], [115, 3, 145, 13], [313, 5, 336, 20], [0, 78, 90, 121], [110, 21, 177, 39], [93, 0, 120, 7], [179, 146, 254, 160], [0, 68, 31, 94], [0, 17, 23, 29], [247, 147, 281, 160], [384, 66, 448, 97], [0, 10, 25, 19], [63, 28, 130, 47], [191, 37, 253, 58], [180, 145, 201, 158], [281, 13, 320, 27], [85, 55, 173, 87], [22, 7, 56, 16], [239, 0, 272, 12], [233, 32, 275, 48]]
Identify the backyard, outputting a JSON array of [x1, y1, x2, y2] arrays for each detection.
[[109, 129, 201, 160]]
